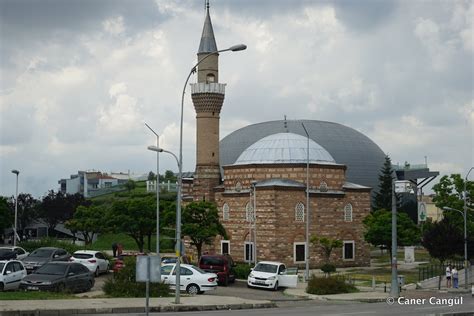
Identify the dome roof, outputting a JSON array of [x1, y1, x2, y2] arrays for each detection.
[[234, 133, 336, 165], [220, 120, 386, 191]]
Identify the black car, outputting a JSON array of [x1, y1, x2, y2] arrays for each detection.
[[22, 247, 70, 273], [0, 249, 17, 260], [20, 262, 94, 293]]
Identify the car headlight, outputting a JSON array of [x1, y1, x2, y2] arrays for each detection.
[[34, 262, 43, 266], [249, 273, 254, 278], [268, 276, 276, 280]]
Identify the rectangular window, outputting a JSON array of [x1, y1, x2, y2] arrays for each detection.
[[244, 242, 254, 262], [221, 240, 230, 255], [294, 242, 306, 263], [343, 241, 355, 260]]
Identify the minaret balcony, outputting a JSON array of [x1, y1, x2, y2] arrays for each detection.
[[191, 83, 226, 95]]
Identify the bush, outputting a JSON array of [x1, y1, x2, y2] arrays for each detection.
[[320, 263, 336, 274], [306, 275, 358, 295], [103, 257, 170, 297], [19, 238, 83, 254], [234, 262, 252, 279]]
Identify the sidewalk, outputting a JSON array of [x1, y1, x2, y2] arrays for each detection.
[[0, 296, 275, 316], [283, 281, 389, 303]]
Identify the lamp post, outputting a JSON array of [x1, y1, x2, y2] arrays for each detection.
[[390, 179, 399, 297], [176, 43, 246, 304], [145, 123, 160, 259], [301, 123, 310, 282], [11, 170, 19, 247], [251, 180, 257, 265]]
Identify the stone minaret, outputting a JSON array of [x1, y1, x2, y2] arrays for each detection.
[[191, 3, 225, 202]]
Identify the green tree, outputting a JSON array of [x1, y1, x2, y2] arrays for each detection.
[[373, 155, 396, 211], [147, 171, 156, 181], [310, 235, 343, 263], [422, 217, 463, 264], [182, 201, 227, 258], [363, 210, 420, 261], [0, 197, 12, 234], [10, 193, 40, 237], [108, 196, 156, 252], [124, 180, 136, 192], [163, 170, 177, 183], [65, 204, 108, 245]]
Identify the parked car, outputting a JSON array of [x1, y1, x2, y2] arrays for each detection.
[[70, 250, 109, 277], [0, 260, 27, 291], [247, 261, 297, 291], [20, 262, 94, 293], [160, 263, 217, 295], [161, 256, 190, 264], [0, 249, 17, 261], [0, 247, 29, 260], [22, 247, 70, 273], [198, 254, 236, 286]]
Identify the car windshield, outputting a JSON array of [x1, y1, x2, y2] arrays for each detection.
[[35, 264, 68, 275], [73, 253, 93, 259], [29, 249, 54, 258], [200, 257, 224, 265], [254, 263, 278, 273]]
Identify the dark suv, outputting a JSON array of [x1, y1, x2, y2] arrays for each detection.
[[198, 254, 235, 286]]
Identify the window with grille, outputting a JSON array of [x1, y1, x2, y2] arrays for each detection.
[[246, 202, 255, 222], [244, 242, 254, 262], [222, 203, 230, 221], [295, 202, 305, 222], [319, 181, 328, 192], [344, 204, 353, 222], [221, 240, 230, 255], [235, 181, 242, 192]]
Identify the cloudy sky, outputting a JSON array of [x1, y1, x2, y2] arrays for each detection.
[[0, 0, 472, 198]]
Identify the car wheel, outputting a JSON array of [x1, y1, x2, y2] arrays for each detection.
[[273, 281, 278, 291], [186, 284, 200, 295], [223, 275, 229, 286], [95, 267, 100, 277]]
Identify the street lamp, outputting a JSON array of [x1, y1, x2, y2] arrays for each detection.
[[176, 44, 246, 304], [301, 123, 310, 282], [145, 123, 160, 260], [11, 170, 19, 247], [251, 180, 257, 265], [390, 179, 399, 298]]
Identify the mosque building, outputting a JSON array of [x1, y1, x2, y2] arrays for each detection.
[[185, 3, 386, 267]]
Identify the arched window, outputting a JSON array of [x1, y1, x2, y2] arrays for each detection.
[[235, 181, 242, 192], [222, 203, 230, 221], [246, 202, 254, 222], [344, 204, 353, 222], [206, 73, 215, 83], [319, 181, 328, 192], [295, 202, 305, 222]]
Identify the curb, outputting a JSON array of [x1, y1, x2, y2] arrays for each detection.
[[0, 302, 276, 316]]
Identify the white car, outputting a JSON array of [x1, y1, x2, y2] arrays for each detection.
[[70, 250, 109, 277], [0, 247, 29, 260], [160, 263, 218, 295], [0, 260, 27, 291], [247, 261, 297, 290]]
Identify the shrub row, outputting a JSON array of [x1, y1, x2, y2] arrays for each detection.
[[306, 275, 358, 295], [19, 238, 84, 254], [103, 257, 170, 297], [234, 262, 252, 279]]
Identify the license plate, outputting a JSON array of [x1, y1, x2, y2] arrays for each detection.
[[27, 286, 39, 290], [255, 280, 266, 285]]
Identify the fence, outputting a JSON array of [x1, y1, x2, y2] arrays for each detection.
[[418, 260, 464, 282]]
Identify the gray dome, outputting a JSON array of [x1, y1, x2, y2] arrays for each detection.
[[220, 120, 386, 192], [234, 133, 336, 165]]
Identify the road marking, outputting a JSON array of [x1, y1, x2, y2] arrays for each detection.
[[321, 312, 377, 316]]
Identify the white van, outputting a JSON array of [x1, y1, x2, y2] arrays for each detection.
[[247, 261, 298, 290]]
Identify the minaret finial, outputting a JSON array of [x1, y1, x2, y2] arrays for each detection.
[[206, 0, 210, 11]]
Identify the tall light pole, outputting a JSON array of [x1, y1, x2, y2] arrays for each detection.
[[390, 179, 399, 297], [177, 43, 246, 304], [442, 206, 468, 289], [464, 167, 473, 289], [145, 123, 160, 259], [302, 123, 310, 282], [11, 170, 19, 247], [251, 180, 257, 265]]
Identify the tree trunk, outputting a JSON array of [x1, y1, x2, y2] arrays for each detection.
[[196, 243, 202, 259], [147, 234, 151, 252]]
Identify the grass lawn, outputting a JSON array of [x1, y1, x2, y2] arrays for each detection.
[[0, 291, 76, 300], [348, 268, 420, 285], [372, 248, 436, 265]]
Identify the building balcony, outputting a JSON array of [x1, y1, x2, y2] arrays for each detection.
[[190, 82, 226, 95]]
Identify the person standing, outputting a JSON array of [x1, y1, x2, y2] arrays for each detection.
[[112, 242, 118, 258], [452, 266, 458, 289], [446, 264, 452, 288]]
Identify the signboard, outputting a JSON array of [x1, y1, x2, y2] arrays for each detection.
[[136, 256, 161, 283], [418, 201, 427, 222]]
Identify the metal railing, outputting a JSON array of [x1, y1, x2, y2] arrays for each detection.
[[418, 260, 464, 282]]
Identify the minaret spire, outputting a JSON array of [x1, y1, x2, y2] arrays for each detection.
[[198, 0, 217, 53]]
